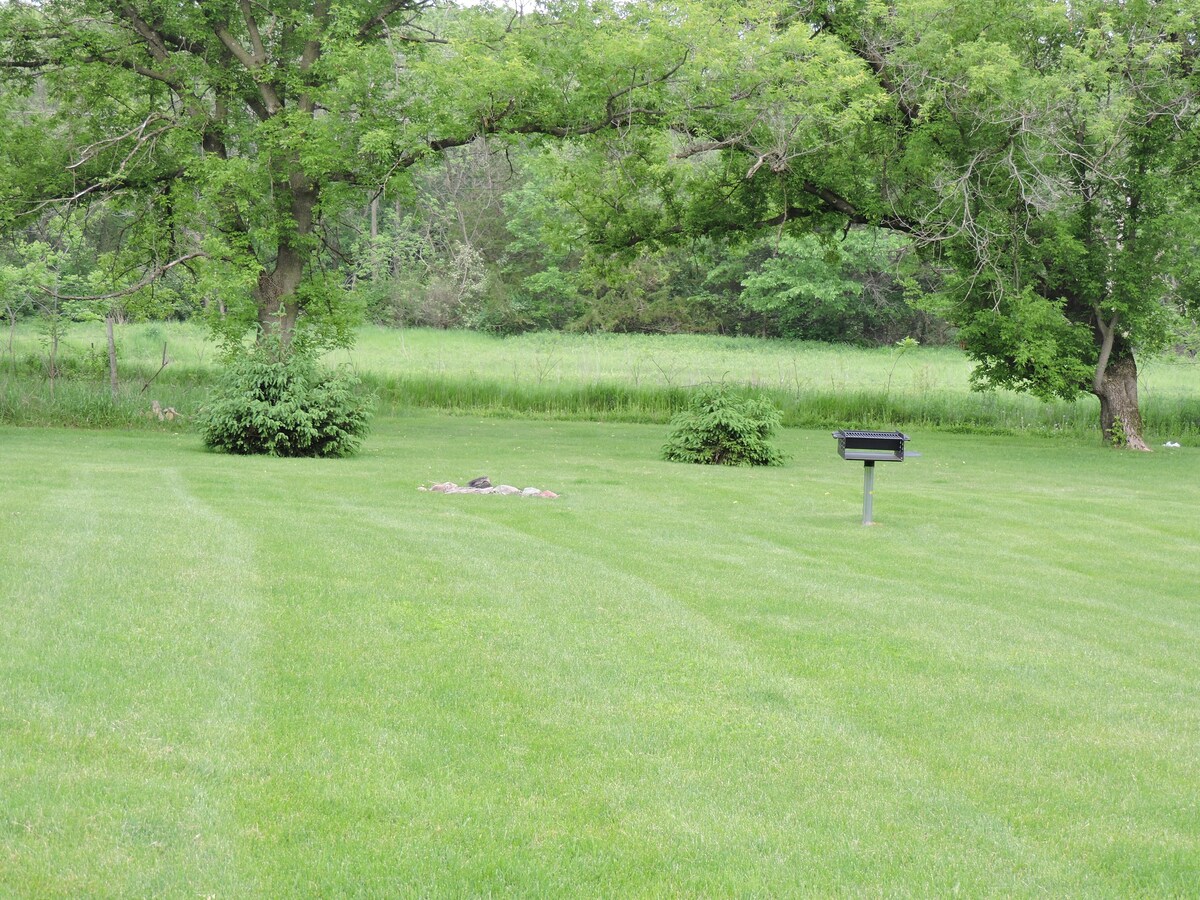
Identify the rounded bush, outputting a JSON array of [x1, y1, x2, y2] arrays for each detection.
[[662, 385, 785, 466], [200, 345, 371, 457]]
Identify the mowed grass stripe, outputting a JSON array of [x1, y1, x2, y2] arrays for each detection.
[[395, 419, 1199, 893], [2, 418, 1198, 894], [1, 433, 262, 896], [431, 506, 1112, 894], [205, 475, 1094, 894]]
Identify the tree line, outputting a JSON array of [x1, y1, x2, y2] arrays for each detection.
[[2, 0, 1197, 448]]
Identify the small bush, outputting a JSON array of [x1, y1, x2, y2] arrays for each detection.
[[662, 385, 785, 466], [200, 344, 371, 457]]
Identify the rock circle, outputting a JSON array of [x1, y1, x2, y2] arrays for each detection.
[[421, 481, 558, 499]]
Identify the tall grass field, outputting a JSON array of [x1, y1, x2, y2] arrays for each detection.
[[4, 322, 1198, 438], [2, 418, 1198, 895]]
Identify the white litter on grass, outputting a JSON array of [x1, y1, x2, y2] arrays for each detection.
[[1163, 441, 1182, 448]]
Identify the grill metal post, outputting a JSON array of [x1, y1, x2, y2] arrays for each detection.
[[862, 461, 875, 526]]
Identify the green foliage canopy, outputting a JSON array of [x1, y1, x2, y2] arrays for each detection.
[[550, 0, 1199, 447], [0, 0, 769, 347]]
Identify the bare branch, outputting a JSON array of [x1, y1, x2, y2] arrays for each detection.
[[672, 136, 746, 159], [67, 114, 169, 170], [389, 33, 449, 45]]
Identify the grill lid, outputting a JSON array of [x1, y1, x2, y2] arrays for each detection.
[[832, 430, 910, 440]]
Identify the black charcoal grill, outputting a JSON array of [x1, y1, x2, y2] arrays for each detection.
[[832, 430, 911, 524]]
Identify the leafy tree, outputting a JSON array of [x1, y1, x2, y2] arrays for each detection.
[[0, 0, 738, 349], [0, 221, 97, 384], [840, 0, 1200, 449], [738, 230, 926, 343], [547, 0, 1198, 447], [815, 0, 1198, 448]]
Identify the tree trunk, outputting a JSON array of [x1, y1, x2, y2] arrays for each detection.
[[5, 304, 15, 371], [105, 313, 119, 400], [254, 251, 302, 346], [254, 173, 315, 348], [47, 327, 58, 399], [1094, 350, 1150, 450]]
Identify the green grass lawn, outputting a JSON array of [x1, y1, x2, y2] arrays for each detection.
[[3, 417, 1198, 895]]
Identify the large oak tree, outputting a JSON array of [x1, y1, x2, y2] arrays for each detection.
[[556, 0, 1199, 448], [0, 0, 740, 346], [839, 0, 1200, 450]]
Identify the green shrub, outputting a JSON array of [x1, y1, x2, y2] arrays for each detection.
[[662, 385, 785, 466], [200, 344, 371, 457]]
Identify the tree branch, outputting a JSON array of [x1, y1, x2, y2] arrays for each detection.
[[211, 24, 256, 70], [819, 12, 919, 128], [358, 1, 430, 40], [38, 253, 205, 302], [1093, 309, 1120, 394], [239, 0, 268, 61], [115, 2, 172, 62], [605, 53, 690, 122], [673, 134, 752, 159]]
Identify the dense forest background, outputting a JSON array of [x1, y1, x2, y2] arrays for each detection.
[[2, 133, 947, 345], [345, 139, 949, 343]]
